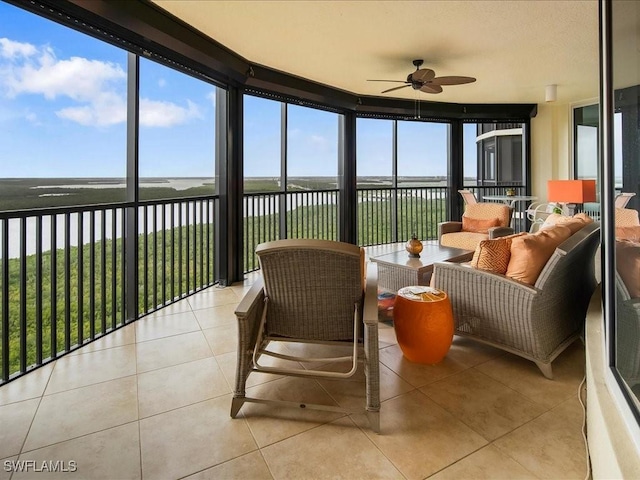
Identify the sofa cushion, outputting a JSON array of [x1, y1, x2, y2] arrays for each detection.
[[540, 212, 593, 234], [470, 233, 526, 274], [615, 207, 640, 227], [617, 240, 640, 298], [506, 225, 573, 285], [616, 225, 640, 242], [464, 203, 511, 227], [440, 231, 489, 251], [462, 216, 501, 233]]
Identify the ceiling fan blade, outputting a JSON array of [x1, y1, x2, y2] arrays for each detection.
[[367, 79, 408, 83], [430, 76, 477, 86], [410, 68, 435, 83], [420, 84, 443, 94], [381, 85, 411, 94]]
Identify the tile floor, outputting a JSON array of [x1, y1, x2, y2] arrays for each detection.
[[0, 258, 590, 480]]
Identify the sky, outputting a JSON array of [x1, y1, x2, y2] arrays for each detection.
[[0, 1, 480, 179]]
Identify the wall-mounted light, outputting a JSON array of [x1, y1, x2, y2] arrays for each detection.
[[545, 84, 557, 102]]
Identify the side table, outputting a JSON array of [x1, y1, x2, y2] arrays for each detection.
[[392, 286, 454, 364]]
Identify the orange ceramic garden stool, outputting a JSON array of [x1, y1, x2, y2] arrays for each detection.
[[392, 286, 454, 364]]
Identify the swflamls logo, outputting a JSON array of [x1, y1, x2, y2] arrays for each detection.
[[3, 460, 78, 473]]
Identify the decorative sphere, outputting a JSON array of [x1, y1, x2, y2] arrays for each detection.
[[406, 234, 423, 258]]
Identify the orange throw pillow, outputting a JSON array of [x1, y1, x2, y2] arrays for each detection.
[[462, 216, 501, 234], [616, 240, 640, 298], [471, 233, 526, 274], [616, 226, 640, 242], [506, 225, 573, 285]]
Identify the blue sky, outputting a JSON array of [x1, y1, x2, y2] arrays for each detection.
[[0, 1, 478, 179]]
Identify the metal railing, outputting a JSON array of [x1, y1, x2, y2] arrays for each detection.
[[357, 187, 449, 246], [243, 190, 338, 272], [0, 196, 219, 383]]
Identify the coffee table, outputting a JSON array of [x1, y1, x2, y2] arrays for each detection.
[[370, 242, 474, 292]]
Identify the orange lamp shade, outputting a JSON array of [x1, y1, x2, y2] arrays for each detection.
[[547, 179, 596, 204], [392, 287, 454, 364]]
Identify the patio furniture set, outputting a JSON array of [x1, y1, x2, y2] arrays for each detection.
[[230, 191, 606, 433]]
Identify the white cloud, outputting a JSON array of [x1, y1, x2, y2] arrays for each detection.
[[310, 134, 327, 146], [0, 38, 37, 59], [139, 98, 202, 127], [0, 38, 206, 129]]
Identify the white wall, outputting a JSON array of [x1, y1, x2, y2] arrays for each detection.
[[530, 103, 572, 200]]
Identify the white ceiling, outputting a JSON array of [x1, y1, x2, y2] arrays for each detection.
[[152, 0, 600, 105]]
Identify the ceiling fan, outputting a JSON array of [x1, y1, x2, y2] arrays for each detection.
[[368, 59, 476, 94]]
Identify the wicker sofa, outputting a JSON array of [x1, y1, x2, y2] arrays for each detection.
[[432, 221, 600, 378]]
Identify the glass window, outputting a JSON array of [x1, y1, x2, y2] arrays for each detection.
[[463, 123, 478, 186], [356, 118, 393, 186], [138, 58, 217, 200], [243, 95, 281, 192], [397, 120, 448, 187], [612, 0, 640, 414], [0, 3, 127, 210], [286, 104, 338, 190]]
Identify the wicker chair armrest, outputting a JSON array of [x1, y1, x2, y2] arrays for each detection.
[[233, 278, 266, 398], [438, 221, 463, 236], [363, 264, 379, 326], [234, 277, 267, 353], [488, 226, 515, 239]]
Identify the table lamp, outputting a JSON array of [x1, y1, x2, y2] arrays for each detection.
[[547, 179, 597, 215]]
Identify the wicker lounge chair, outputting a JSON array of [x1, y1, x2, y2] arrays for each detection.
[[230, 239, 380, 432], [432, 222, 600, 378]]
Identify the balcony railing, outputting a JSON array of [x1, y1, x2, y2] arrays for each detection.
[[357, 187, 449, 246], [0, 196, 218, 383], [2, 183, 531, 383]]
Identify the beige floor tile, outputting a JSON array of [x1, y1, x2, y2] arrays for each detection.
[[139, 396, 256, 480], [379, 344, 469, 388], [135, 310, 201, 343], [378, 323, 398, 347], [241, 376, 346, 447], [23, 376, 138, 452], [45, 345, 137, 395], [317, 361, 414, 413], [0, 399, 39, 458], [202, 324, 238, 356], [447, 336, 507, 367], [193, 303, 238, 330], [262, 417, 404, 480], [188, 287, 239, 310], [493, 397, 589, 480], [136, 331, 212, 373], [428, 444, 538, 480], [185, 450, 273, 480], [420, 369, 546, 441], [137, 357, 231, 418], [359, 390, 488, 480], [14, 422, 141, 480], [68, 323, 137, 356], [216, 350, 292, 391], [476, 341, 585, 410], [0, 364, 53, 406], [143, 299, 192, 317]]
